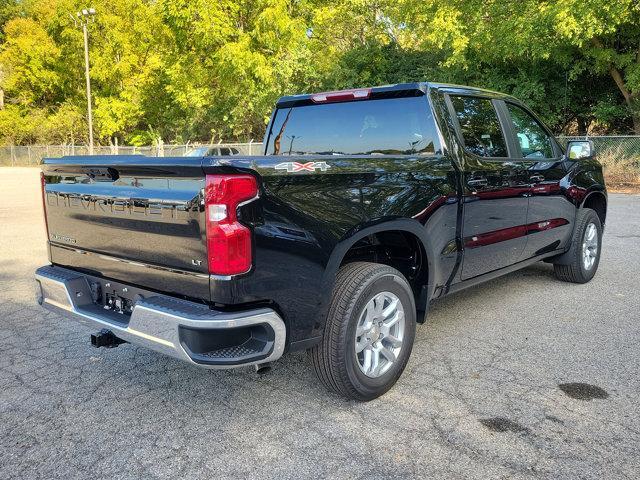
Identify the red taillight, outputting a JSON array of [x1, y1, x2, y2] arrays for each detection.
[[310, 88, 371, 103], [40, 171, 50, 237], [205, 174, 258, 276]]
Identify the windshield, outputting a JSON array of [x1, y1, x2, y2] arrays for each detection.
[[266, 96, 440, 156]]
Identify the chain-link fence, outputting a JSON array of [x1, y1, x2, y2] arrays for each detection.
[[557, 136, 640, 162], [0, 142, 264, 166], [2, 137, 640, 167]]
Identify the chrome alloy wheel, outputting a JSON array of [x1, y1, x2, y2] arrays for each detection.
[[582, 222, 599, 271], [354, 291, 405, 378]]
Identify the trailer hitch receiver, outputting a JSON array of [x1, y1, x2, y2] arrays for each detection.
[[91, 329, 127, 348]]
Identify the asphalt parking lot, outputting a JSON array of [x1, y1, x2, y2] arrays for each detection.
[[1, 167, 639, 479]]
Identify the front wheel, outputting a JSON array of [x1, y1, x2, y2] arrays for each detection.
[[309, 262, 416, 401], [553, 208, 603, 283]]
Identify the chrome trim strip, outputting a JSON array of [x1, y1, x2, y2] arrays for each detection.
[[237, 191, 260, 208], [210, 274, 234, 281], [35, 265, 286, 369], [49, 243, 210, 279]]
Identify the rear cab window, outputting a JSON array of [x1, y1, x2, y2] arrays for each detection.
[[265, 96, 441, 156]]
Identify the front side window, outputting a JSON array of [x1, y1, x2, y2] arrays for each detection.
[[266, 96, 440, 156], [450, 96, 508, 157], [507, 103, 554, 159]]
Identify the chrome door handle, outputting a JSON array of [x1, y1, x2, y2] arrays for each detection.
[[467, 178, 488, 188], [529, 175, 544, 183]]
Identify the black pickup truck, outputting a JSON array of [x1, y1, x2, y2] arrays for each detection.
[[36, 82, 606, 400]]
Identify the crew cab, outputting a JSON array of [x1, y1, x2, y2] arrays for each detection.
[[35, 83, 607, 400]]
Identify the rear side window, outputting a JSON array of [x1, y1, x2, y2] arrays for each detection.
[[506, 103, 555, 159], [266, 97, 440, 156], [450, 96, 508, 157]]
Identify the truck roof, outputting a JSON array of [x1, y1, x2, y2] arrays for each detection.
[[276, 82, 511, 108]]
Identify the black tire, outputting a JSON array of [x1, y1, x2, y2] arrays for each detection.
[[309, 262, 416, 401], [553, 208, 602, 283]]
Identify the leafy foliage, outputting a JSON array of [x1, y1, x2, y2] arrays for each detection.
[[0, 0, 639, 145]]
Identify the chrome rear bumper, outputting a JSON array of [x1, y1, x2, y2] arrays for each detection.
[[35, 265, 286, 368]]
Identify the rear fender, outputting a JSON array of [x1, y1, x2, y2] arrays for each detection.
[[309, 218, 436, 339]]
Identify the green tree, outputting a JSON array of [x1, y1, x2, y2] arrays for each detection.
[[1, 0, 639, 144], [397, 0, 640, 133]]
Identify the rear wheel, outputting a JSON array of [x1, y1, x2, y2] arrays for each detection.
[[309, 262, 416, 401], [553, 208, 602, 283]]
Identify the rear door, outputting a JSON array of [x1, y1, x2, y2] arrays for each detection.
[[446, 93, 530, 280]]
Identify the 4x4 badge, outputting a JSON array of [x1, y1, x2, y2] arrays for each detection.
[[274, 161, 330, 173]]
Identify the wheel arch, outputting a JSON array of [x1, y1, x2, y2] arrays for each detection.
[[313, 218, 437, 334], [581, 190, 607, 228]]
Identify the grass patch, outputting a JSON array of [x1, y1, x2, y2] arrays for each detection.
[[599, 146, 640, 193]]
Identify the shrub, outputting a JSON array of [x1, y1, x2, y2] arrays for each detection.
[[598, 145, 640, 190]]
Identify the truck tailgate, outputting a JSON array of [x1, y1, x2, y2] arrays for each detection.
[[42, 156, 209, 300]]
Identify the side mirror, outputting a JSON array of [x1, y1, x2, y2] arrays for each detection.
[[566, 140, 594, 160]]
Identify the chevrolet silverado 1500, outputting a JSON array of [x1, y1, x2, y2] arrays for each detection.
[[35, 83, 607, 400]]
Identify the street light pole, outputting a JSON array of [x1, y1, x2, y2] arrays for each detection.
[[82, 21, 94, 154], [74, 8, 96, 154]]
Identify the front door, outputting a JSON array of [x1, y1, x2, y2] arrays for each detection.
[[447, 94, 531, 280], [503, 101, 574, 258]]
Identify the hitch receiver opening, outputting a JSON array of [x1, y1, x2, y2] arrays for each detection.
[[91, 328, 127, 348]]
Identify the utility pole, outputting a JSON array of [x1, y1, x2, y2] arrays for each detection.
[[73, 8, 96, 154]]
